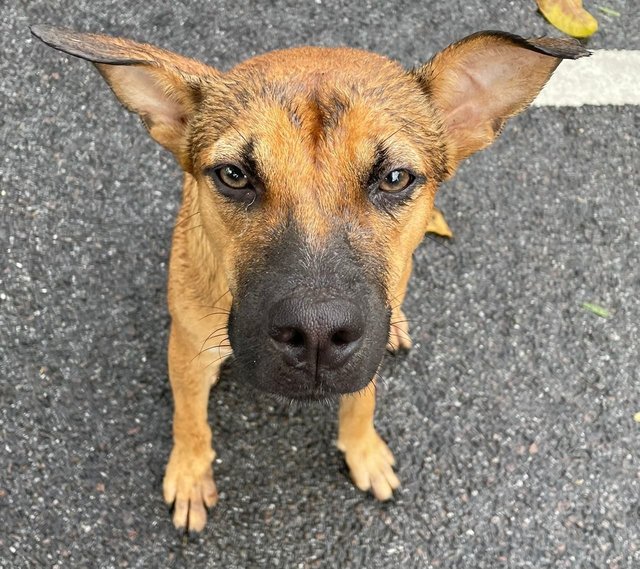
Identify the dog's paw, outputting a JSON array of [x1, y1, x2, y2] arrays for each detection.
[[337, 430, 400, 501], [162, 445, 218, 532], [387, 308, 412, 353]]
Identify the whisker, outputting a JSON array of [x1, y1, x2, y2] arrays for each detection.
[[389, 324, 411, 342], [424, 233, 456, 256], [379, 123, 408, 148], [216, 335, 230, 351], [192, 325, 228, 363], [220, 116, 250, 147], [206, 350, 233, 370], [198, 310, 231, 321], [202, 325, 227, 343], [173, 210, 201, 230], [373, 371, 386, 389], [197, 289, 232, 311], [192, 289, 234, 361], [199, 342, 231, 355], [206, 330, 230, 342], [387, 290, 405, 311]]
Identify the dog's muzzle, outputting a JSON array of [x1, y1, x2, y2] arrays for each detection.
[[227, 225, 389, 401]]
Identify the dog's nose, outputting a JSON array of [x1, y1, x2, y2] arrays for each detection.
[[268, 297, 364, 370]]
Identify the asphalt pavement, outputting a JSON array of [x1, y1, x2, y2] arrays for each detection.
[[1, 1, 639, 568]]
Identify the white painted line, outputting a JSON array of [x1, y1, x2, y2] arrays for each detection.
[[533, 49, 640, 107]]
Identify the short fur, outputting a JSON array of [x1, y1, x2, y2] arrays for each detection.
[[31, 24, 589, 532]]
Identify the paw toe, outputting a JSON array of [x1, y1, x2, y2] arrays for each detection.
[[202, 469, 219, 508], [163, 450, 218, 532], [172, 498, 189, 530], [187, 495, 207, 532], [341, 432, 400, 501]]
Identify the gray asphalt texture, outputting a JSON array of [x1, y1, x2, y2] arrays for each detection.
[[2, 1, 639, 568]]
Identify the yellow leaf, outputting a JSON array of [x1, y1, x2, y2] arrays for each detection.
[[536, 0, 599, 38]]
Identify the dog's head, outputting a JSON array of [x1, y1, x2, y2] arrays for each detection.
[[32, 26, 587, 400]]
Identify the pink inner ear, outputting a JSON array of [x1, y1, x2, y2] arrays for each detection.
[[441, 65, 486, 132], [105, 65, 187, 129], [440, 46, 554, 138]]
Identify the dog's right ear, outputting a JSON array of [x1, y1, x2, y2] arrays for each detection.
[[31, 25, 219, 170]]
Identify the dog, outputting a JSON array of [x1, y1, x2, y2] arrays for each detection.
[[31, 24, 588, 532]]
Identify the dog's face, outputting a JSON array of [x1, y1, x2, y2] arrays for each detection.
[[32, 27, 587, 400], [192, 49, 445, 399]]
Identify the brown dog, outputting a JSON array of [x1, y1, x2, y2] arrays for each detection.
[[32, 25, 588, 531]]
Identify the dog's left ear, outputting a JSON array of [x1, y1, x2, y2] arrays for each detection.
[[413, 31, 589, 171], [31, 25, 219, 170]]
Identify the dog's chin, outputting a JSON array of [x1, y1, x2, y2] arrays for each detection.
[[258, 387, 340, 406], [247, 376, 373, 405]]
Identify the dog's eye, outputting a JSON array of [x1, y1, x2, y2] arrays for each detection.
[[379, 169, 415, 193], [208, 164, 258, 204], [216, 165, 251, 190]]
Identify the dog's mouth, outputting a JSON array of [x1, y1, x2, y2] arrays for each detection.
[[251, 380, 344, 404], [246, 364, 377, 403]]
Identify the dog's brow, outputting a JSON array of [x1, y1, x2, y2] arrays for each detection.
[[366, 145, 391, 188], [239, 139, 260, 181]]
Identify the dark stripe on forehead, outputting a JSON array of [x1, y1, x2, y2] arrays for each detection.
[[281, 87, 352, 136], [239, 138, 261, 182], [366, 145, 391, 190], [317, 91, 351, 132]]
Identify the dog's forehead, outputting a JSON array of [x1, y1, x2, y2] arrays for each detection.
[[228, 46, 405, 83], [194, 46, 440, 170], [218, 46, 423, 124]]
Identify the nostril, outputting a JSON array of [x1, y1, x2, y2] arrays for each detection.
[[270, 327, 305, 348], [331, 328, 358, 346], [288, 329, 305, 347]]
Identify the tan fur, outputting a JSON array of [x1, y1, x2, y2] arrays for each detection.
[[32, 24, 587, 532]]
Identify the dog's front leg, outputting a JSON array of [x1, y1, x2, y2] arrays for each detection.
[[337, 382, 400, 500], [162, 324, 219, 532]]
